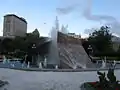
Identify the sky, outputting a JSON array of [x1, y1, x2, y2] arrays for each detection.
[[0, 0, 120, 38]]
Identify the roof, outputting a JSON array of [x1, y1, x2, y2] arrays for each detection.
[[4, 14, 27, 24], [68, 33, 75, 35]]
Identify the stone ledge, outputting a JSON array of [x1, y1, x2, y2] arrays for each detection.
[[1, 67, 120, 72]]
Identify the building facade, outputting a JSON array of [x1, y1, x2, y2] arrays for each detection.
[[3, 14, 27, 37], [67, 33, 81, 39]]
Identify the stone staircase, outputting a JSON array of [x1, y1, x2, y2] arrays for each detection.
[[58, 43, 95, 69]]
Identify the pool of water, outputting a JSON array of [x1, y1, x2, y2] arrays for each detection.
[[0, 60, 27, 68], [0, 60, 120, 70]]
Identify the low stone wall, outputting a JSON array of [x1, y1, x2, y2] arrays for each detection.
[[1, 67, 120, 72]]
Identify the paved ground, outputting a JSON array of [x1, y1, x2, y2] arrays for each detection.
[[0, 68, 120, 90]]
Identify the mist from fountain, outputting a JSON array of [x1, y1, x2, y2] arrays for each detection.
[[27, 62, 30, 68], [24, 55, 27, 62], [55, 65, 58, 69], [3, 55, 7, 64], [113, 60, 116, 66], [22, 63, 24, 68], [101, 59, 106, 68], [73, 65, 77, 69], [43, 57, 47, 67], [39, 62, 42, 69], [112, 60, 116, 68], [47, 16, 59, 66], [11, 64, 15, 68], [3, 55, 8, 64]]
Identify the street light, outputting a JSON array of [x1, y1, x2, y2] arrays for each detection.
[[31, 44, 36, 64], [31, 44, 37, 55], [88, 45, 93, 55], [88, 45, 94, 63], [32, 44, 36, 49]]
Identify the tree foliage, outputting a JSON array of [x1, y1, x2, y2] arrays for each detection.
[[1, 38, 13, 52], [0, 29, 42, 54], [88, 26, 112, 53], [32, 28, 40, 38]]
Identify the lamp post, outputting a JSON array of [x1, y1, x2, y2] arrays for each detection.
[[88, 45, 94, 62], [88, 45, 93, 55], [32, 44, 36, 49], [31, 44, 36, 64]]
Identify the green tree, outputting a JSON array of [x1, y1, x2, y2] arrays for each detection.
[[12, 31, 40, 52], [88, 26, 112, 53], [12, 36, 25, 51], [32, 28, 40, 38], [1, 38, 13, 52], [0, 29, 48, 58]]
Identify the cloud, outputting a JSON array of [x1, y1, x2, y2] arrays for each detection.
[[56, 0, 83, 15], [83, 0, 116, 22], [83, 0, 120, 35], [56, 5, 77, 15], [56, 0, 120, 36]]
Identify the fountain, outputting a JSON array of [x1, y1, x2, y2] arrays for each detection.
[[3, 56, 7, 64], [101, 57, 107, 68], [11, 64, 15, 68], [22, 61, 25, 68], [27, 62, 30, 68], [47, 16, 60, 66], [45, 16, 95, 69], [39, 62, 42, 69], [82, 65, 87, 69], [24, 55, 27, 62], [0, 17, 116, 70], [113, 60, 116, 67], [43, 57, 47, 67], [22, 63, 24, 68], [73, 65, 77, 69], [55, 65, 58, 69], [96, 60, 98, 64], [101, 60, 106, 68]]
